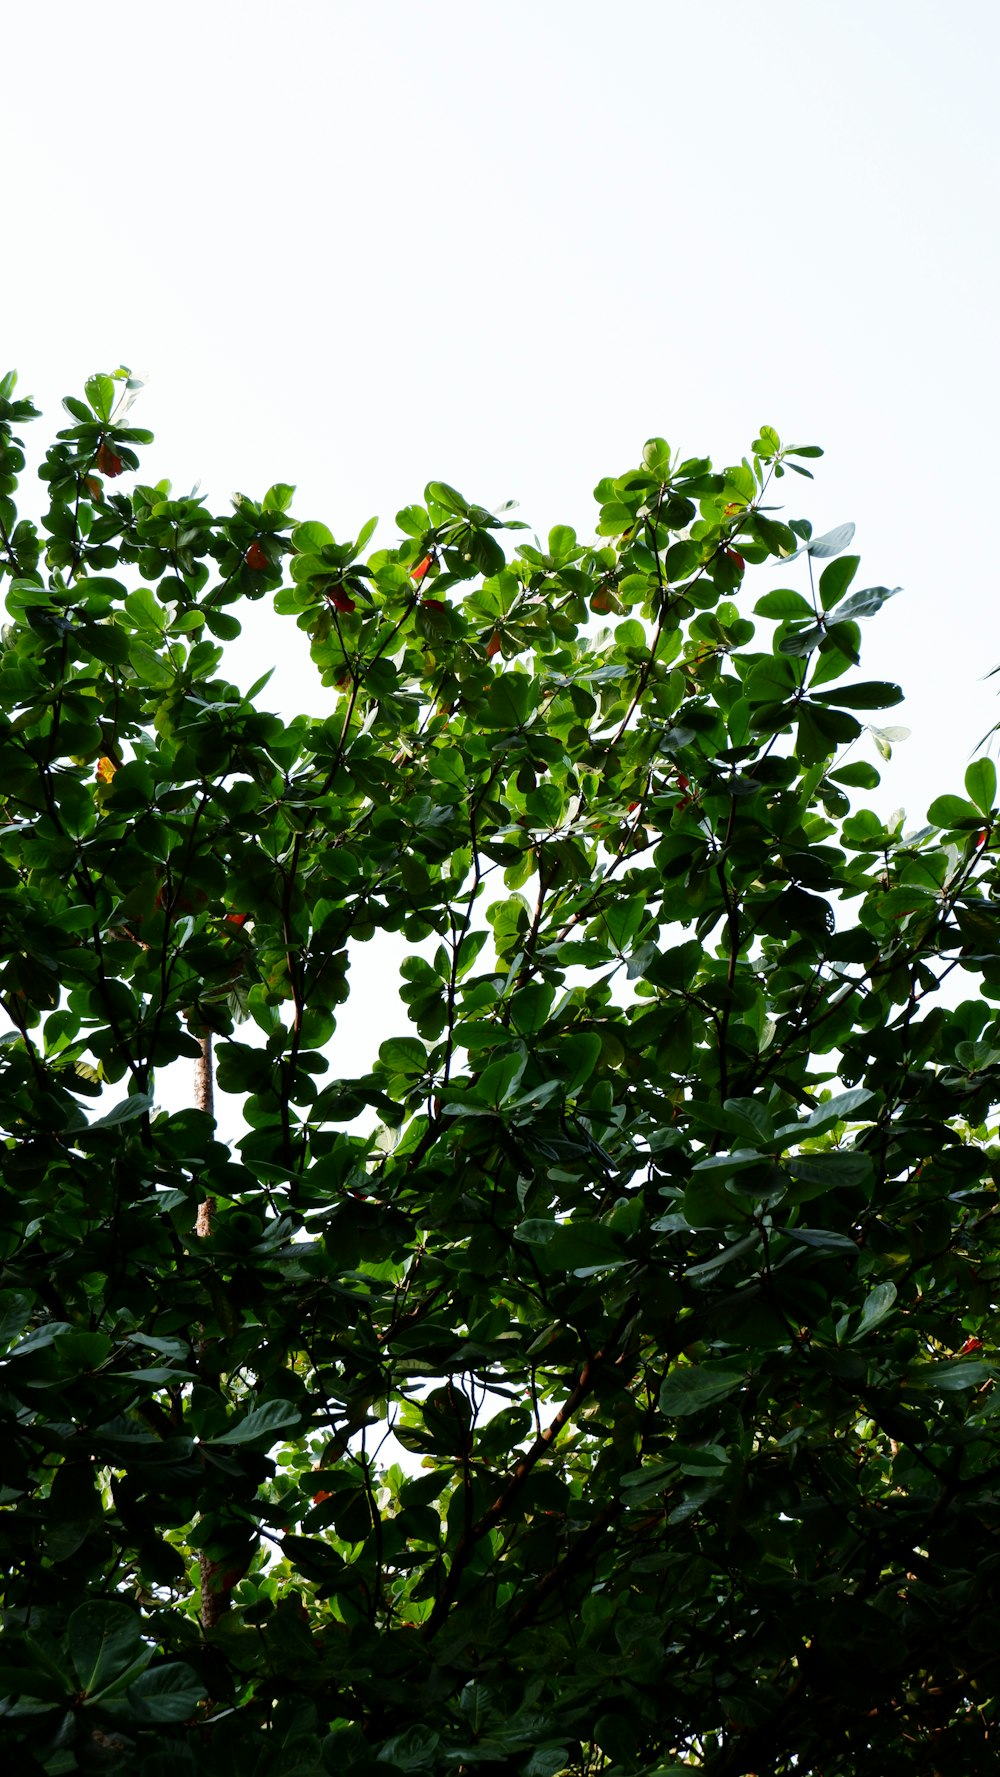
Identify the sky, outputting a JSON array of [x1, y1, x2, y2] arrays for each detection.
[[5, 0, 1000, 1109]]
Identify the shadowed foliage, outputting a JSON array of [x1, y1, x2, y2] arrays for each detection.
[[1, 373, 999, 1773]]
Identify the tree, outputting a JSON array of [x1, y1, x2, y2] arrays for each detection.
[[1, 371, 999, 1776]]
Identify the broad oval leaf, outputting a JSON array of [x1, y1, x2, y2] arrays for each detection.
[[207, 1398, 302, 1446], [808, 521, 856, 557], [659, 1365, 744, 1418], [125, 1662, 208, 1723], [69, 1602, 144, 1695]]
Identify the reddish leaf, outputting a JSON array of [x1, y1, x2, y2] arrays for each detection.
[[96, 442, 124, 477]]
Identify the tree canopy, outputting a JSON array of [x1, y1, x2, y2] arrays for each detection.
[[2, 371, 1000, 1775]]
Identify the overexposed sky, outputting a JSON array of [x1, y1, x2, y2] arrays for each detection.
[[5, 1, 1000, 1103], [7, 1, 997, 807]]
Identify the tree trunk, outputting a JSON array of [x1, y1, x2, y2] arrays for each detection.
[[193, 1031, 226, 1627], [195, 1031, 214, 1237]]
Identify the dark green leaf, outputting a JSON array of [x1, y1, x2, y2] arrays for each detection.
[[68, 1602, 143, 1695], [125, 1662, 208, 1723], [659, 1365, 744, 1417], [811, 681, 903, 710], [208, 1399, 302, 1445]]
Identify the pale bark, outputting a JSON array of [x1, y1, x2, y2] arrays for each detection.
[[195, 1031, 214, 1238], [193, 1030, 226, 1626]]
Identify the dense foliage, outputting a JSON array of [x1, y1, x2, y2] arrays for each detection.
[[2, 371, 1000, 1774]]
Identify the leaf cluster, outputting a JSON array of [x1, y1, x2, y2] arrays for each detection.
[[1, 385, 1000, 1774]]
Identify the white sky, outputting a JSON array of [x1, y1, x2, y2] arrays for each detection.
[[6, 0, 1000, 1107]]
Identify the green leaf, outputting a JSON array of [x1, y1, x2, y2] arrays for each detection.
[[84, 374, 115, 423], [682, 1172, 755, 1229], [786, 1227, 857, 1253], [69, 1602, 143, 1695], [85, 1093, 153, 1132], [905, 1358, 993, 1393], [671, 1442, 730, 1474], [208, 1398, 302, 1445], [796, 702, 862, 764], [487, 672, 535, 728], [377, 1727, 441, 1770], [642, 437, 672, 477], [521, 1751, 570, 1777], [125, 1662, 208, 1723], [127, 638, 174, 686], [795, 1088, 876, 1138], [966, 756, 997, 814], [745, 656, 798, 703], [0, 1290, 33, 1351], [509, 982, 555, 1035], [778, 622, 825, 658], [927, 793, 983, 830], [692, 1149, 771, 1178], [204, 609, 242, 641], [754, 514, 797, 557], [818, 554, 860, 609], [425, 480, 469, 515], [516, 1218, 627, 1276], [379, 1037, 428, 1078], [124, 586, 167, 633], [601, 895, 646, 951], [811, 681, 903, 710], [557, 1032, 604, 1094], [786, 1151, 873, 1197], [659, 1365, 744, 1417], [722, 1097, 774, 1146], [851, 1281, 898, 1340], [291, 519, 335, 551], [830, 761, 881, 789], [396, 503, 429, 537], [832, 583, 900, 622], [76, 614, 131, 664], [548, 523, 579, 560], [808, 522, 856, 557], [753, 588, 815, 619], [475, 1050, 526, 1106], [685, 1232, 761, 1281]]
